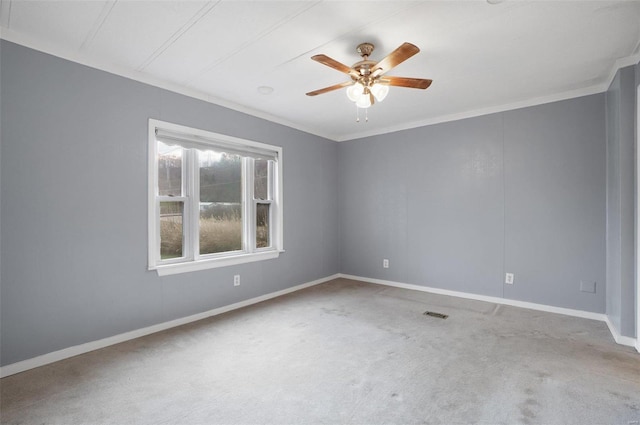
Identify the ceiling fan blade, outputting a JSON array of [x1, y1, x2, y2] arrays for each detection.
[[306, 81, 353, 96], [311, 54, 359, 78], [371, 42, 420, 77], [381, 76, 432, 89]]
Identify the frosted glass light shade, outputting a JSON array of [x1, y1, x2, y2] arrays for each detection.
[[346, 83, 364, 102], [370, 83, 389, 102], [356, 93, 372, 108]]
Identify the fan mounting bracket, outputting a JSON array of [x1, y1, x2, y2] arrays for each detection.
[[356, 43, 374, 59]]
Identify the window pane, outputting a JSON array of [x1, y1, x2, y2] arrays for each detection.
[[198, 150, 242, 254], [157, 142, 183, 196], [256, 203, 270, 248], [254, 159, 269, 200], [160, 202, 184, 259]]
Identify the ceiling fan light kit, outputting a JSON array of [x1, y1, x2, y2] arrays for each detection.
[[306, 42, 432, 121]]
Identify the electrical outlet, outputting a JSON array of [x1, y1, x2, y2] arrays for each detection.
[[234, 275, 240, 286], [505, 273, 514, 285], [383, 259, 389, 269]]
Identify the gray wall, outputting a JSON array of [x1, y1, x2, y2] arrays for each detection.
[[0, 41, 339, 366], [606, 64, 637, 338], [339, 95, 607, 314], [1, 39, 635, 366]]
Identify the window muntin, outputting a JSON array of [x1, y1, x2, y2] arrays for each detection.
[[148, 120, 283, 275]]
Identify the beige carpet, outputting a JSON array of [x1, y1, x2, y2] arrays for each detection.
[[1, 278, 639, 424]]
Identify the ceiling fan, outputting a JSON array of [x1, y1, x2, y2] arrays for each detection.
[[306, 42, 432, 109]]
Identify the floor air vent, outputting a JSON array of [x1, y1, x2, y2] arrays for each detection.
[[423, 311, 448, 319]]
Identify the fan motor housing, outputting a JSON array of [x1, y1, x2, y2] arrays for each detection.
[[352, 60, 376, 78]]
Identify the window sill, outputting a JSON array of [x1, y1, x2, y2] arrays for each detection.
[[151, 250, 283, 276]]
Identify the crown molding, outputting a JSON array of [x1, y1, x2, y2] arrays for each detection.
[[336, 43, 640, 142], [2, 28, 638, 143], [336, 84, 607, 142], [0, 28, 334, 141]]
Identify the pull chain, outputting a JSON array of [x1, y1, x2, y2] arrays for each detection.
[[355, 106, 369, 123]]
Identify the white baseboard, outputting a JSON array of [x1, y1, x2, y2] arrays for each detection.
[[604, 316, 638, 349], [3, 272, 636, 377], [0, 274, 340, 378], [340, 273, 638, 349]]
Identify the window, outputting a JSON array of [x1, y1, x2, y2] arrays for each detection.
[[148, 119, 283, 275]]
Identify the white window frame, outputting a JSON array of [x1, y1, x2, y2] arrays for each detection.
[[148, 119, 284, 276]]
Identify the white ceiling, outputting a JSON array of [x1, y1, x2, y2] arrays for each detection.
[[1, 1, 640, 141]]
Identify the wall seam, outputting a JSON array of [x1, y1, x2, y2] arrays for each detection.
[[605, 88, 610, 322], [501, 112, 506, 299]]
